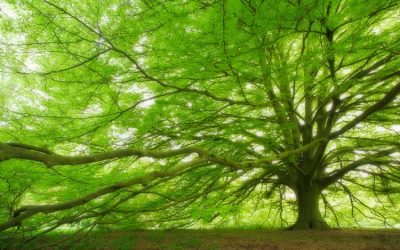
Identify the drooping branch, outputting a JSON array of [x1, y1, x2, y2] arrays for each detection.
[[0, 158, 208, 232]]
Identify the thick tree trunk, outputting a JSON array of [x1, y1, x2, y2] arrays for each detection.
[[289, 182, 329, 230]]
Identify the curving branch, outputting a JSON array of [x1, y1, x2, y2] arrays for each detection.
[[329, 81, 400, 139], [0, 143, 244, 170], [321, 148, 398, 187], [0, 158, 207, 232], [0, 138, 328, 171], [41, 49, 111, 76]]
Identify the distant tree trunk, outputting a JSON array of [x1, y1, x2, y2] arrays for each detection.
[[290, 178, 329, 230]]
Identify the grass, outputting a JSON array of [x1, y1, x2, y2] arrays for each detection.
[[2, 229, 400, 249]]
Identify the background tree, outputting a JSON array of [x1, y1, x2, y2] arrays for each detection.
[[0, 0, 399, 237]]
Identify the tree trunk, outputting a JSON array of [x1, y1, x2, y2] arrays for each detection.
[[290, 182, 329, 230]]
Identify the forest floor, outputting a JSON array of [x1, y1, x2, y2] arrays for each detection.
[[2, 229, 400, 250]]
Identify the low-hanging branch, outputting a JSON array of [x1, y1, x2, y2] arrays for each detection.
[[1, 0, 400, 234], [0, 138, 333, 232], [0, 158, 208, 232]]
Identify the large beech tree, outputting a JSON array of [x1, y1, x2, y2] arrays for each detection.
[[0, 0, 400, 235]]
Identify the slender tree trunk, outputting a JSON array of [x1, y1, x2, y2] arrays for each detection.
[[290, 181, 329, 229]]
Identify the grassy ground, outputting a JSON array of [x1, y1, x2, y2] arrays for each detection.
[[2, 229, 400, 249]]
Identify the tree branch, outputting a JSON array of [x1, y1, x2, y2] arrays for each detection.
[[0, 158, 207, 232], [329, 81, 400, 139], [0, 143, 245, 170], [321, 149, 397, 187]]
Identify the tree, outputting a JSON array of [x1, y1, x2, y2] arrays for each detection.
[[0, 0, 399, 235]]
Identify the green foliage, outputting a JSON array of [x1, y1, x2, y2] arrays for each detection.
[[0, 0, 400, 241]]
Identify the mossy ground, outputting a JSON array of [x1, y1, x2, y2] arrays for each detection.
[[2, 229, 400, 249]]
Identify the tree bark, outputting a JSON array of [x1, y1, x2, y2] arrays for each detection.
[[290, 181, 329, 230]]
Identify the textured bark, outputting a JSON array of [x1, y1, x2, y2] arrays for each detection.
[[290, 181, 329, 230]]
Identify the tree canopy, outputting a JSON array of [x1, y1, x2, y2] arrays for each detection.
[[0, 0, 400, 239]]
